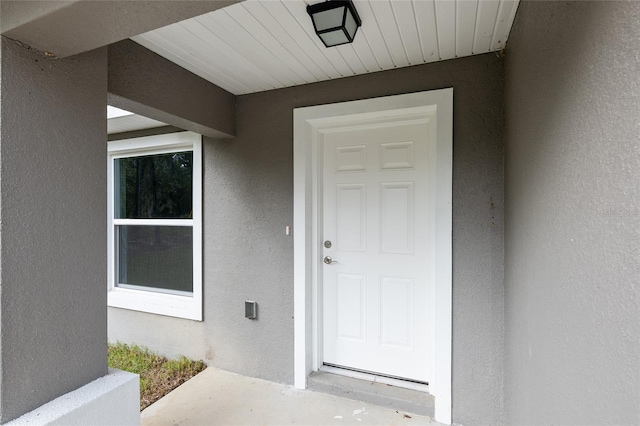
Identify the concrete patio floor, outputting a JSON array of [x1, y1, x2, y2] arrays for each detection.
[[141, 367, 441, 426]]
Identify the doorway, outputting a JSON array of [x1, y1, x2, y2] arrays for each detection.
[[293, 89, 453, 425]]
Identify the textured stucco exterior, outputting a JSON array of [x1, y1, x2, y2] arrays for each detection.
[[108, 39, 236, 139], [1, 0, 637, 423], [109, 52, 505, 425], [504, 1, 640, 424], [0, 38, 108, 422]]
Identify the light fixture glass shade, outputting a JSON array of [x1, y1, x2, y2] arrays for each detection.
[[319, 29, 349, 47], [313, 7, 346, 32], [307, 0, 362, 48], [344, 8, 358, 39]]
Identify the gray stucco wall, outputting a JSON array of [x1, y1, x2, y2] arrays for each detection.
[[109, 52, 505, 425], [504, 2, 640, 424], [108, 39, 236, 139], [0, 38, 108, 422]]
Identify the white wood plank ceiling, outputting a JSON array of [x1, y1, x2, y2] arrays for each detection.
[[132, 0, 519, 95], [107, 106, 167, 134]]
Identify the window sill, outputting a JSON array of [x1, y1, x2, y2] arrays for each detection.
[[108, 287, 202, 321]]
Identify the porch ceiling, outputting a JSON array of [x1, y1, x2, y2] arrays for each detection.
[[107, 106, 167, 134], [131, 0, 520, 96]]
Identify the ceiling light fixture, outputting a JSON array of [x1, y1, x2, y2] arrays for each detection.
[[307, 0, 362, 48]]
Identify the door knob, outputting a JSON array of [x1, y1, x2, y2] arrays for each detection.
[[324, 256, 338, 265]]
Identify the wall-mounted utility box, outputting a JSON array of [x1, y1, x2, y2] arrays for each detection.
[[245, 301, 257, 320]]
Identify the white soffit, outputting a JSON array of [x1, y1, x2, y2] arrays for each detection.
[[107, 109, 167, 135], [132, 0, 520, 96], [107, 106, 134, 119]]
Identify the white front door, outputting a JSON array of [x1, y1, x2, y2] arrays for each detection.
[[321, 117, 436, 383]]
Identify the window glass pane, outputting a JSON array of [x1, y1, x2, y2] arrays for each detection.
[[115, 151, 193, 219], [117, 225, 193, 294]]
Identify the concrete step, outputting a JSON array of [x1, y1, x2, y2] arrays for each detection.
[[307, 370, 435, 418]]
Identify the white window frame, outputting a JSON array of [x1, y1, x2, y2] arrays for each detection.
[[107, 131, 202, 321]]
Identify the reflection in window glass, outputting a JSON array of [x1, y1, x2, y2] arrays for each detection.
[[115, 152, 193, 219], [118, 225, 193, 294]]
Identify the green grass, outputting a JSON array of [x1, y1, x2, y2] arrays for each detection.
[[108, 342, 206, 410]]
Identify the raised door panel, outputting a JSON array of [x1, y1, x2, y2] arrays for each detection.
[[336, 273, 367, 343], [380, 276, 413, 349], [336, 184, 366, 252], [335, 145, 367, 173], [380, 182, 415, 254], [380, 141, 415, 170]]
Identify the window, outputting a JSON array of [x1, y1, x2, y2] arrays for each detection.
[[107, 132, 202, 320]]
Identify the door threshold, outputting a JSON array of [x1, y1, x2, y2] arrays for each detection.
[[308, 369, 435, 418], [319, 365, 430, 393]]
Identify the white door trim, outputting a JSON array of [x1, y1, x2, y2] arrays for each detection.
[[293, 89, 453, 425]]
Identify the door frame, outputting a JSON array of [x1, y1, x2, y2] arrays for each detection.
[[293, 89, 453, 425]]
